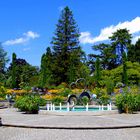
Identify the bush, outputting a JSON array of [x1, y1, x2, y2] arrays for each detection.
[[56, 82, 67, 89], [59, 88, 72, 97], [81, 96, 89, 106], [35, 96, 46, 106], [51, 96, 64, 105], [135, 94, 140, 111], [116, 92, 140, 113], [98, 94, 110, 105], [0, 86, 6, 99], [15, 95, 46, 114], [105, 78, 114, 95]]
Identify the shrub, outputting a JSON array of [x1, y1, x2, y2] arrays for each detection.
[[91, 87, 106, 98], [135, 94, 140, 111], [81, 96, 89, 106], [105, 78, 114, 95], [0, 86, 7, 100], [35, 96, 46, 106], [56, 82, 67, 89], [116, 92, 140, 113], [15, 95, 46, 114], [98, 94, 110, 105], [51, 96, 64, 105], [59, 88, 72, 97]]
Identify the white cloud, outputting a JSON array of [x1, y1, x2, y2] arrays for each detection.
[[3, 31, 40, 46], [80, 17, 140, 44], [132, 35, 140, 44], [24, 31, 39, 39]]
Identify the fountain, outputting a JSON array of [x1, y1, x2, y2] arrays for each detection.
[[41, 78, 115, 113]]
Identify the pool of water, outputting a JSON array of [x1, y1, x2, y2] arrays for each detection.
[[40, 106, 108, 112]]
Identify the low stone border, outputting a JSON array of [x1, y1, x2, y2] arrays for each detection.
[[2, 123, 140, 130]]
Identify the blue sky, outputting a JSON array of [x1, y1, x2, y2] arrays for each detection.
[[1, 0, 140, 67]]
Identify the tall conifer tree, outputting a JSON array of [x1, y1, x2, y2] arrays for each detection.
[[109, 29, 131, 65], [39, 47, 53, 87], [11, 53, 17, 88], [51, 6, 82, 84]]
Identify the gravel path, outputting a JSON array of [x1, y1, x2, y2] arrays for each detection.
[[0, 127, 140, 140]]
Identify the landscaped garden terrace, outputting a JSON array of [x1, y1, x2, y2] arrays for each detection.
[[0, 6, 140, 115]]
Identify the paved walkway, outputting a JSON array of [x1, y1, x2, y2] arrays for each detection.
[[0, 108, 140, 140], [0, 108, 140, 129], [0, 127, 140, 140]]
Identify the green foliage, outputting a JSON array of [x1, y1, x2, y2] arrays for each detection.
[[135, 94, 140, 111], [20, 65, 39, 85], [90, 43, 116, 70], [89, 29, 132, 72], [0, 85, 6, 99], [5, 76, 12, 88], [0, 44, 9, 75], [128, 39, 140, 63], [77, 64, 90, 84], [105, 78, 114, 95], [50, 6, 84, 85], [109, 28, 132, 65], [92, 87, 106, 98], [115, 82, 124, 88], [8, 54, 39, 88], [127, 62, 140, 85], [11, 53, 17, 88], [35, 96, 46, 106], [59, 88, 72, 97], [134, 39, 140, 63], [95, 57, 101, 87], [29, 75, 39, 87], [98, 94, 110, 105], [116, 92, 140, 113], [56, 82, 67, 89], [122, 52, 128, 85], [15, 95, 46, 113], [39, 47, 53, 87], [102, 61, 140, 85], [92, 87, 110, 105], [51, 96, 63, 105], [81, 96, 89, 106]]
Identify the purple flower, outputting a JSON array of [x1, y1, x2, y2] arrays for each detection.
[[119, 88, 123, 93]]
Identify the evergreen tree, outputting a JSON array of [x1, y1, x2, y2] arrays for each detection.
[[135, 38, 140, 63], [122, 52, 128, 85], [39, 54, 47, 87], [0, 43, 9, 73], [95, 57, 101, 87], [127, 44, 136, 62], [128, 38, 140, 63], [39, 47, 53, 87], [11, 53, 17, 88], [135, 39, 140, 63], [8, 54, 38, 88], [89, 43, 116, 70], [0, 43, 9, 82], [51, 6, 82, 84], [109, 29, 132, 65]]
